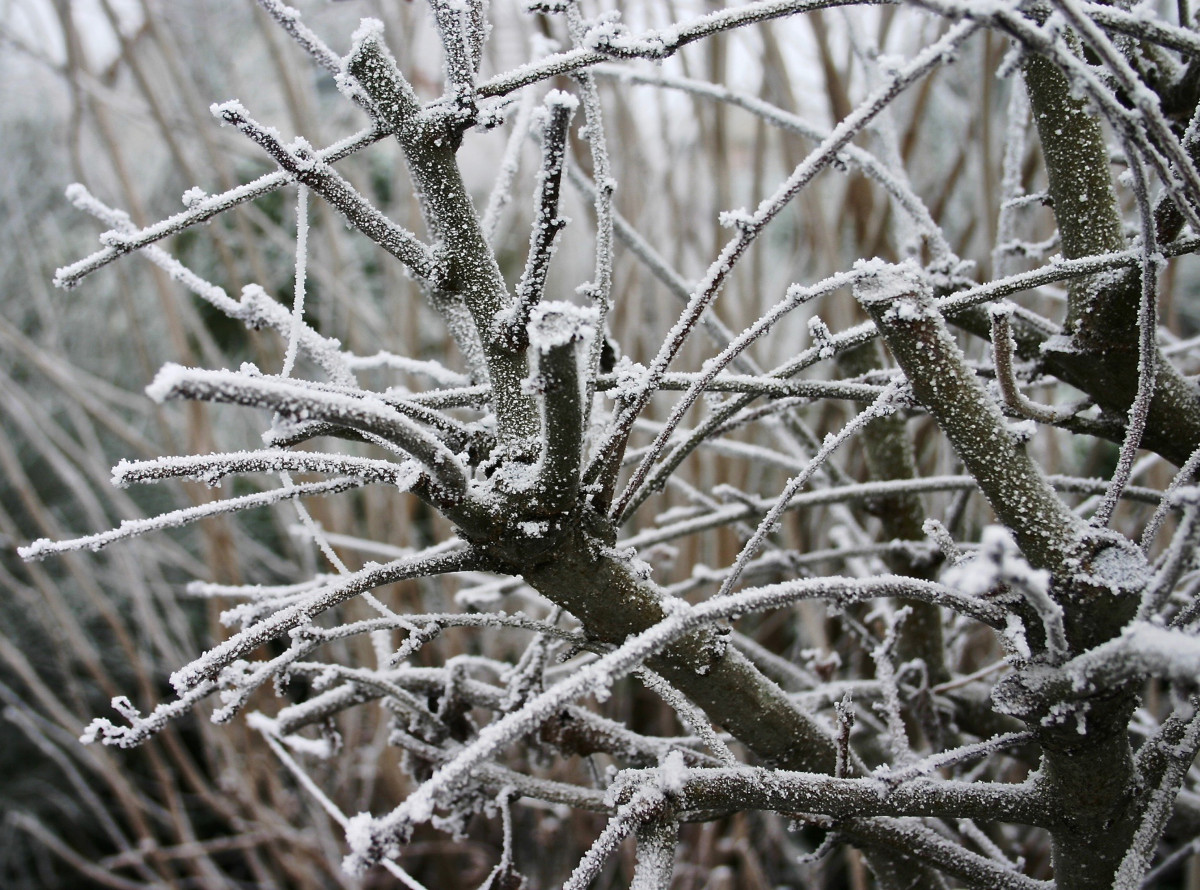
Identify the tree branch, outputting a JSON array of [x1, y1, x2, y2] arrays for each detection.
[[344, 21, 538, 444]]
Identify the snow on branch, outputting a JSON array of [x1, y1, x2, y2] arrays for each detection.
[[80, 682, 218, 749], [559, 784, 671, 890], [526, 301, 594, 512], [339, 563, 1014, 871], [942, 526, 1068, 663], [707, 574, 1009, 630], [857, 260, 1093, 576], [344, 18, 538, 443], [113, 451, 421, 490], [167, 541, 480, 694], [1077, 1, 1200, 56], [428, 0, 486, 111], [1062, 621, 1200, 690], [213, 102, 437, 280], [484, 0, 879, 97], [54, 127, 386, 290], [19, 477, 361, 561], [145, 364, 468, 498]]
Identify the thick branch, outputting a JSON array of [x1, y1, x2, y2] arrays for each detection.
[[516, 518, 949, 889], [526, 303, 591, 515], [614, 769, 1055, 827], [345, 23, 537, 444], [1022, 50, 1200, 469], [856, 263, 1089, 579]]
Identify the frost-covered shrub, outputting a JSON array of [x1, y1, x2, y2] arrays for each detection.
[[17, 0, 1200, 888]]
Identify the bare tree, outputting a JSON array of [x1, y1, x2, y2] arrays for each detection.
[[14, 0, 1200, 887]]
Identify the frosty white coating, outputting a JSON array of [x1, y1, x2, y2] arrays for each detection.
[[14, 0, 1200, 888]]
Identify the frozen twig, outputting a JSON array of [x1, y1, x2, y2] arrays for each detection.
[[53, 127, 386, 289], [254, 0, 344, 77], [498, 92, 577, 351], [20, 477, 362, 561], [477, 0, 878, 98], [214, 101, 437, 281], [567, 166, 760, 373], [560, 785, 669, 890], [145, 364, 469, 499], [597, 66, 954, 266], [591, 21, 980, 507], [482, 87, 538, 243], [989, 303, 1087, 424], [1089, 150, 1160, 529], [1140, 443, 1200, 553], [633, 668, 738, 767], [168, 542, 479, 693], [612, 272, 854, 522], [428, 0, 485, 112], [714, 384, 908, 598], [1139, 497, 1200, 620], [630, 813, 679, 890], [1113, 702, 1200, 889], [281, 184, 309, 380]]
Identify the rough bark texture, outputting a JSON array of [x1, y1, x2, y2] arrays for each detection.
[[1022, 52, 1200, 471], [513, 512, 946, 888]]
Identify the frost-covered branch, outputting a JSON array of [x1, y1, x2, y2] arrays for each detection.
[[53, 127, 386, 290], [590, 20, 980, 508], [112, 451, 417, 489], [146, 365, 469, 500], [345, 20, 537, 443], [19, 477, 361, 561], [610, 768, 1054, 826], [857, 261, 1090, 578], [214, 101, 437, 280], [165, 542, 481, 694], [989, 303, 1085, 424], [478, 0, 882, 97], [499, 92, 576, 352], [525, 303, 592, 514]]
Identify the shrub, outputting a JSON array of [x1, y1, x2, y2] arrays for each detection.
[[17, 0, 1200, 887]]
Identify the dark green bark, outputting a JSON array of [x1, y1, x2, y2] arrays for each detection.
[[1021, 53, 1200, 471], [347, 30, 539, 444], [508, 511, 946, 888], [857, 256, 1154, 889]]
